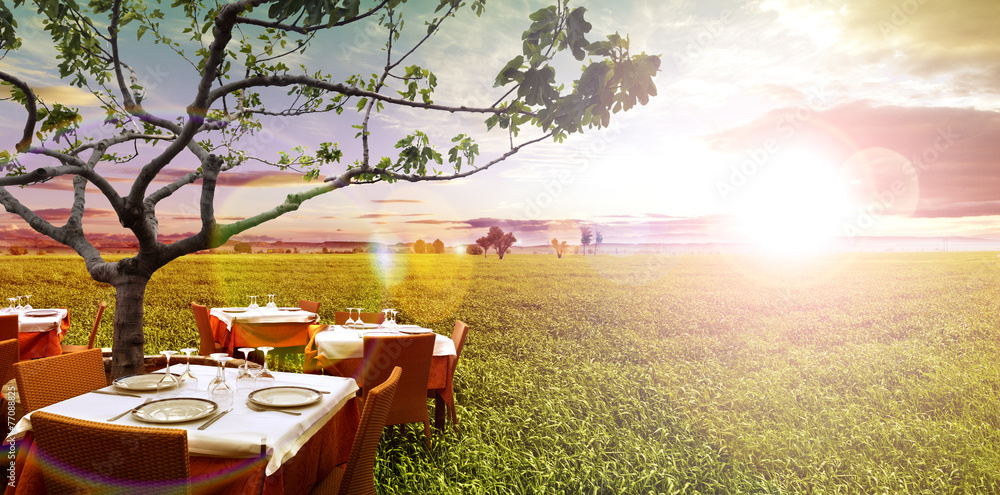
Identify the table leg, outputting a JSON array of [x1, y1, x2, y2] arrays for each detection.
[[434, 393, 445, 430]]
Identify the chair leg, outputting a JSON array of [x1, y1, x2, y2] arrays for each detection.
[[423, 420, 431, 447]]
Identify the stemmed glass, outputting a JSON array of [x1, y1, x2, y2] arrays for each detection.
[[15, 297, 23, 313], [178, 348, 199, 388], [236, 347, 257, 392], [345, 307, 357, 327], [254, 346, 275, 389], [156, 350, 180, 396], [208, 353, 235, 396], [3, 298, 13, 313], [22, 295, 32, 311], [248, 295, 260, 312], [266, 294, 277, 311], [389, 309, 399, 326]]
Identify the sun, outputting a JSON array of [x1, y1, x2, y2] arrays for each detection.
[[732, 149, 850, 255]]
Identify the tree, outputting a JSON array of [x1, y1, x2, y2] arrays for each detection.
[[233, 242, 252, 254], [580, 226, 593, 255], [475, 236, 491, 258], [432, 239, 445, 254], [0, 1, 658, 377], [550, 238, 568, 258], [466, 244, 484, 256], [595, 230, 603, 255], [413, 239, 426, 254], [496, 232, 517, 259]]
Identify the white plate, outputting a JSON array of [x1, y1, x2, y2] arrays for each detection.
[[220, 307, 248, 313], [112, 373, 181, 391], [278, 307, 302, 311], [344, 323, 379, 330], [23, 309, 60, 318], [132, 398, 218, 424], [249, 386, 322, 408], [399, 328, 433, 335]]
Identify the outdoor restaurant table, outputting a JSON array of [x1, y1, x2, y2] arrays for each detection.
[[11, 308, 70, 359], [209, 307, 320, 356], [303, 325, 457, 428], [4, 364, 360, 495]]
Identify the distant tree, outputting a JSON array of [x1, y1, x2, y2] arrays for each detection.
[[414, 239, 427, 254], [595, 230, 603, 255], [234, 242, 252, 254], [432, 239, 445, 254], [475, 236, 492, 259], [550, 238, 568, 258], [466, 244, 484, 256], [580, 226, 593, 255], [496, 232, 517, 260]]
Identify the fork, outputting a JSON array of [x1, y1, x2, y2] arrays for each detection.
[[245, 401, 300, 416]]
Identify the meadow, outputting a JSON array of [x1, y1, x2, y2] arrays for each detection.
[[1, 251, 998, 494]]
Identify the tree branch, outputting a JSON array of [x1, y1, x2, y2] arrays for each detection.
[[0, 71, 38, 152], [234, 0, 390, 33]]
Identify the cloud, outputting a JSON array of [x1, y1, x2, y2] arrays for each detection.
[[707, 102, 1000, 218], [370, 199, 426, 204], [357, 213, 430, 219], [30, 208, 117, 221]]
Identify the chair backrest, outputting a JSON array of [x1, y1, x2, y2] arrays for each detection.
[[0, 338, 18, 392], [0, 314, 17, 343], [334, 312, 385, 326], [362, 333, 435, 426], [299, 299, 321, 314], [87, 301, 107, 349], [450, 320, 469, 374], [338, 366, 401, 495], [14, 348, 107, 413], [32, 411, 191, 494], [190, 303, 219, 357]]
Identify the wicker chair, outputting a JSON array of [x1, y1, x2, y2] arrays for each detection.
[[0, 314, 17, 344], [361, 333, 435, 445], [32, 411, 191, 494], [299, 299, 322, 314], [310, 367, 401, 495], [61, 301, 107, 354], [333, 312, 385, 326], [191, 302, 226, 357], [428, 320, 469, 429], [14, 348, 107, 414]]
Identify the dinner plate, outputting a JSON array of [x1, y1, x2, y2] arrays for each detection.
[[23, 309, 60, 318], [399, 328, 433, 335], [220, 307, 248, 313], [112, 373, 182, 391], [278, 307, 301, 311], [344, 323, 379, 330], [248, 386, 322, 408], [132, 398, 218, 424]]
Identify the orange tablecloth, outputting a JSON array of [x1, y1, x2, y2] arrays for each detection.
[[6, 398, 360, 495], [209, 315, 317, 356], [17, 310, 70, 360]]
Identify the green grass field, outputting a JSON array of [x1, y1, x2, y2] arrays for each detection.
[[1, 252, 998, 494]]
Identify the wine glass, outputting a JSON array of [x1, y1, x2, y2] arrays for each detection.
[[178, 348, 199, 388], [248, 295, 259, 312], [254, 346, 275, 389], [380, 309, 391, 328], [266, 294, 277, 311], [236, 347, 256, 392], [389, 309, 399, 326], [344, 307, 357, 327], [15, 296, 23, 313], [156, 350, 180, 396], [3, 298, 13, 313], [22, 295, 32, 311], [208, 353, 235, 396]]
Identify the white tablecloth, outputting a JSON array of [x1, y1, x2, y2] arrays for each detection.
[[13, 308, 68, 333], [314, 325, 457, 360], [6, 365, 358, 476], [209, 307, 318, 332]]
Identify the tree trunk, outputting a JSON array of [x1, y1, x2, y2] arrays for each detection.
[[110, 274, 150, 378]]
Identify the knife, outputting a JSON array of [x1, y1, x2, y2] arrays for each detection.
[[107, 398, 152, 422], [198, 408, 233, 430], [92, 390, 143, 398]]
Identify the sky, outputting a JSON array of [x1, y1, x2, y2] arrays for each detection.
[[2, 0, 1000, 252]]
